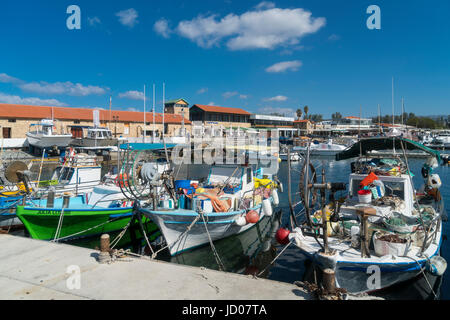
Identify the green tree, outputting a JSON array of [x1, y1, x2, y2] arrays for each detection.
[[303, 105, 309, 120], [296, 108, 303, 120]]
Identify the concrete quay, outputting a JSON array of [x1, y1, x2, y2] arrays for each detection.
[[0, 234, 312, 300]]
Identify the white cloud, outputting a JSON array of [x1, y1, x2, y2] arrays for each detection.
[[154, 18, 172, 38], [0, 72, 107, 97], [118, 90, 145, 101], [197, 87, 208, 94], [222, 91, 248, 99], [19, 81, 107, 96], [175, 6, 325, 50], [263, 95, 288, 102], [0, 73, 22, 84], [259, 106, 295, 117], [255, 1, 275, 10], [208, 101, 215, 105], [222, 91, 238, 99], [265, 60, 302, 73], [127, 107, 140, 112], [328, 34, 340, 41], [88, 16, 101, 26], [0, 92, 67, 107], [116, 8, 139, 28]]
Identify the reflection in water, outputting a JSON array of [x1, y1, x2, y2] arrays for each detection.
[[158, 211, 282, 277]]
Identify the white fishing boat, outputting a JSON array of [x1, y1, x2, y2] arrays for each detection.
[[288, 137, 446, 294], [35, 152, 102, 196], [26, 119, 72, 149], [70, 126, 118, 149], [294, 139, 347, 156], [140, 165, 280, 256], [432, 131, 450, 148]]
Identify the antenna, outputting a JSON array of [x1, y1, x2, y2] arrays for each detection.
[[143, 85, 146, 143]]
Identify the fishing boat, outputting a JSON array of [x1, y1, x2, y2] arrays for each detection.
[[140, 165, 281, 256], [16, 183, 159, 242], [294, 139, 347, 156], [287, 137, 446, 294], [279, 146, 301, 161], [26, 119, 72, 149], [70, 126, 118, 149], [36, 151, 102, 195]]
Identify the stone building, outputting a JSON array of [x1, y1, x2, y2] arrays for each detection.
[[0, 103, 190, 139]]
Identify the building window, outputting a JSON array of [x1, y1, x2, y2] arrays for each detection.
[[8, 119, 16, 123], [74, 120, 80, 124], [2, 128, 11, 138]]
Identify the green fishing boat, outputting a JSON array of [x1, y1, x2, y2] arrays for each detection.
[[16, 195, 160, 242]]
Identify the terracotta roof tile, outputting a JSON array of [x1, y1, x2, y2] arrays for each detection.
[[0, 103, 190, 124], [192, 104, 251, 115]]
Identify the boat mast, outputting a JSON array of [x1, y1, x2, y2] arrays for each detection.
[[162, 82, 165, 141], [392, 76, 396, 154], [109, 95, 112, 130], [153, 83, 156, 143], [378, 104, 381, 134], [392, 77, 395, 127], [143, 85, 146, 143]]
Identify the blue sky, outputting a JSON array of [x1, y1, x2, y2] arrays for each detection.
[[0, 0, 449, 119]]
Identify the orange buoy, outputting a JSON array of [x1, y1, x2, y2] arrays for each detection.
[[275, 228, 291, 245], [116, 173, 129, 188], [245, 210, 259, 224]]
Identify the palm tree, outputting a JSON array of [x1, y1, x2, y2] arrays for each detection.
[[303, 105, 309, 120], [296, 108, 303, 120]]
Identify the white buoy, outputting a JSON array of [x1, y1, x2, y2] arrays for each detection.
[[262, 198, 273, 216], [235, 215, 247, 226], [278, 182, 284, 193], [272, 189, 279, 206]]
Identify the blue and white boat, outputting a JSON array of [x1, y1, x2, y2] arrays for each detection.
[[290, 137, 446, 294]]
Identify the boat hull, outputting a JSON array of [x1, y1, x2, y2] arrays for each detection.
[[141, 203, 269, 256], [293, 222, 442, 294], [26, 132, 72, 148]]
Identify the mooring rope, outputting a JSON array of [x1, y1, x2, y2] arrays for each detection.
[[199, 209, 226, 271], [256, 239, 293, 277]]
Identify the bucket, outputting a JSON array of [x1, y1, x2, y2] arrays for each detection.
[[357, 189, 372, 203], [201, 199, 213, 213], [373, 232, 409, 257]]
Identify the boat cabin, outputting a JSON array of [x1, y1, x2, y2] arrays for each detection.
[[348, 173, 415, 215]]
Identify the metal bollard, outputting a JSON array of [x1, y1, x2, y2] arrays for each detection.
[[98, 234, 111, 264]]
